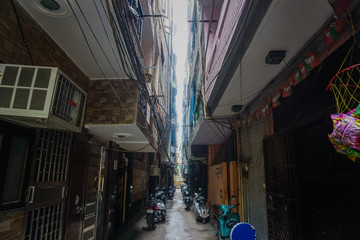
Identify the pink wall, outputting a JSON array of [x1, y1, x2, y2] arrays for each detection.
[[204, 0, 247, 101]]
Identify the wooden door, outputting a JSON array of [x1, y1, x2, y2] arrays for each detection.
[[81, 142, 106, 240]]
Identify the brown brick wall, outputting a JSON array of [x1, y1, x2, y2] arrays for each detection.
[[0, 212, 24, 240], [86, 79, 139, 124], [0, 0, 89, 91]]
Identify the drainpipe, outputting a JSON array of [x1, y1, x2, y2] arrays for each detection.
[[122, 156, 128, 223], [236, 126, 244, 221], [227, 145, 231, 205]]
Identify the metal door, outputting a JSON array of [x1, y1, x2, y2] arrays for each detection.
[[263, 130, 299, 240], [24, 130, 73, 239]]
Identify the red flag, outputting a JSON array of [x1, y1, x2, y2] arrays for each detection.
[[281, 81, 292, 98], [247, 117, 252, 127], [298, 61, 309, 80], [271, 91, 281, 108], [241, 120, 246, 128], [293, 70, 303, 85], [304, 51, 321, 70], [261, 107, 267, 118]]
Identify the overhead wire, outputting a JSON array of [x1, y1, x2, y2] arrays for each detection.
[[74, 0, 138, 103], [104, 0, 171, 137], [67, 0, 154, 139], [116, 0, 174, 163], [184, 0, 237, 143], [10, 0, 34, 65]]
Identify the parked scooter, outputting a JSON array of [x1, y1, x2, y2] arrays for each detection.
[[155, 189, 166, 221], [145, 195, 157, 230], [168, 186, 175, 200], [183, 189, 192, 210], [155, 188, 167, 206], [192, 189, 210, 223], [181, 183, 188, 199], [217, 198, 240, 239], [155, 198, 166, 222]]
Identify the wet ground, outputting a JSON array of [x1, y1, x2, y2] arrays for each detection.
[[115, 190, 217, 240]]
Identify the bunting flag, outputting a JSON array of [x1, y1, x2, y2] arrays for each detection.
[[304, 51, 321, 70], [298, 61, 309, 80], [261, 106, 267, 118], [241, 119, 246, 128], [261, 104, 270, 118], [271, 91, 281, 108], [293, 69, 303, 86], [281, 81, 292, 98], [247, 117, 252, 127], [323, 17, 345, 46], [255, 110, 261, 120]]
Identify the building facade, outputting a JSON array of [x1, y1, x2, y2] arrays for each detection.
[[185, 0, 360, 239], [0, 0, 173, 239]]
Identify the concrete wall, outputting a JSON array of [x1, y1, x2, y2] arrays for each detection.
[[240, 118, 269, 240]]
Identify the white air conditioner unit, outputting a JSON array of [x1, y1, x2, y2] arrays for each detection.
[[0, 64, 87, 132]]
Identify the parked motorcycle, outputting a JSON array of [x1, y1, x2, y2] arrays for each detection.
[[155, 198, 166, 222], [168, 186, 174, 200], [183, 189, 192, 210], [155, 189, 166, 221], [145, 195, 157, 230], [155, 188, 167, 207], [181, 183, 187, 199], [192, 190, 210, 223], [217, 202, 240, 239]]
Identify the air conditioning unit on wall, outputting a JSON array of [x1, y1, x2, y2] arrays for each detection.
[[0, 64, 87, 132]]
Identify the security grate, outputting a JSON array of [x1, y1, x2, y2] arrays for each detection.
[[264, 131, 296, 240], [53, 75, 86, 127], [25, 204, 64, 240], [33, 130, 73, 182]]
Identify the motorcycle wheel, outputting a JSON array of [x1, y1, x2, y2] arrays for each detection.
[[146, 215, 155, 230], [161, 210, 166, 222]]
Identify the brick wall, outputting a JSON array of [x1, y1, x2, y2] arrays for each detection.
[[0, 212, 24, 240], [86, 79, 139, 124], [0, 0, 89, 91]]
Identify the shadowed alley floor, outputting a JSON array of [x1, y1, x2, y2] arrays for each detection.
[[115, 190, 217, 240]]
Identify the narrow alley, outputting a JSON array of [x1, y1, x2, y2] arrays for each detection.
[[115, 190, 217, 240], [1, 1, 360, 240]]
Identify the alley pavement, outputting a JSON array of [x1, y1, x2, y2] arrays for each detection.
[[115, 190, 217, 240]]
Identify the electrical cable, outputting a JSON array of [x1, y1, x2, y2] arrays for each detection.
[[117, 0, 174, 162], [10, 0, 34, 65], [75, 0, 138, 103], [67, 0, 153, 136]]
